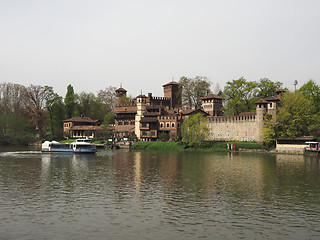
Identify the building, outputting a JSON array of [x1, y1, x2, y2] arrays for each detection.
[[63, 116, 103, 139]]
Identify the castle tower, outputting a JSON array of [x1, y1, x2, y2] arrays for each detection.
[[162, 81, 181, 109], [135, 94, 147, 139], [201, 94, 224, 116], [115, 87, 127, 106], [255, 99, 268, 141]]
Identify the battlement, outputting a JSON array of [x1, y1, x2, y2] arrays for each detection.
[[115, 104, 137, 107], [150, 96, 170, 101], [207, 115, 256, 123]]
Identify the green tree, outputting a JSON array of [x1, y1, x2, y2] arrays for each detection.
[[223, 77, 258, 115], [257, 78, 283, 98], [75, 92, 104, 120], [64, 84, 75, 118], [181, 113, 209, 147], [45, 87, 65, 138], [298, 80, 320, 112], [263, 91, 319, 144], [104, 112, 115, 126], [179, 76, 211, 108]]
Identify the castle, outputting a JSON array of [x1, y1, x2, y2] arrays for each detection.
[[114, 81, 283, 142]]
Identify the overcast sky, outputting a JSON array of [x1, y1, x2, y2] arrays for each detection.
[[0, 0, 319, 97]]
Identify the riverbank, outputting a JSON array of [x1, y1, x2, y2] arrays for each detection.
[[130, 141, 265, 152]]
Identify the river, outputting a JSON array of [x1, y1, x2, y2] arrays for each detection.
[[0, 147, 319, 239]]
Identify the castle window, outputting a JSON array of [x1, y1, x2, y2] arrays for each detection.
[[171, 122, 175, 128], [124, 121, 129, 125], [166, 122, 170, 128], [160, 122, 164, 128], [131, 121, 135, 125], [177, 123, 180, 128], [142, 123, 147, 128], [118, 121, 123, 125], [142, 131, 147, 136], [270, 103, 272, 108], [151, 131, 156, 136]]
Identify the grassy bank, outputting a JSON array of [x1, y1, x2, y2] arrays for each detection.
[[130, 141, 264, 152]]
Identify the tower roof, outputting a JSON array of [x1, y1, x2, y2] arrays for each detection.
[[201, 94, 224, 100], [115, 87, 127, 93], [162, 81, 179, 87]]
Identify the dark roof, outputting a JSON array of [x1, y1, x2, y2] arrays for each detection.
[[255, 99, 268, 104], [70, 126, 103, 131], [144, 112, 160, 117], [162, 81, 180, 87], [140, 117, 158, 123], [116, 87, 127, 92], [201, 94, 224, 100], [136, 94, 147, 98], [64, 117, 100, 123], [181, 108, 209, 116], [263, 96, 279, 101], [276, 89, 286, 93], [238, 112, 257, 117], [114, 111, 137, 114]]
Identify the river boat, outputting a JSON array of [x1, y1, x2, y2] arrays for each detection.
[[41, 138, 97, 154], [305, 141, 320, 153]]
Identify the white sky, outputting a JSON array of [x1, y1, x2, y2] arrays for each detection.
[[0, 0, 319, 98]]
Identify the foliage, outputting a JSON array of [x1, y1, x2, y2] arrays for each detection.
[[181, 113, 209, 147], [298, 79, 320, 112], [223, 77, 258, 115], [0, 113, 35, 145], [262, 91, 319, 144], [64, 84, 75, 118], [179, 76, 211, 108], [45, 87, 65, 138], [104, 112, 115, 125], [257, 78, 283, 98], [75, 92, 104, 120]]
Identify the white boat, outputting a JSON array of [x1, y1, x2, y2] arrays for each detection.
[[41, 138, 97, 154]]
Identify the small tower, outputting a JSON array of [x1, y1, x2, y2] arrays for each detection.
[[162, 81, 181, 109], [201, 94, 224, 116], [255, 99, 268, 142], [115, 87, 127, 106], [135, 94, 147, 139]]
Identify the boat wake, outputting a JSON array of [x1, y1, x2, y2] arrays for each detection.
[[0, 151, 42, 157]]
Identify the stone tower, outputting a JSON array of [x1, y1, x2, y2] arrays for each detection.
[[135, 94, 147, 139], [162, 81, 181, 109], [115, 87, 127, 106]]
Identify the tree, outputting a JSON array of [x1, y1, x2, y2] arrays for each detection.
[[262, 91, 319, 144], [181, 113, 209, 147], [104, 112, 115, 126], [179, 76, 211, 108], [23, 85, 51, 139], [257, 78, 283, 98], [97, 86, 117, 113], [223, 77, 258, 115], [75, 92, 104, 120], [64, 84, 75, 118], [298, 80, 320, 112], [45, 87, 65, 138]]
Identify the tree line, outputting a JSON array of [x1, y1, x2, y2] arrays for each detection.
[[0, 83, 116, 145]]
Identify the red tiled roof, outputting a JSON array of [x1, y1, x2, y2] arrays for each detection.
[[140, 117, 158, 123], [70, 126, 103, 131]]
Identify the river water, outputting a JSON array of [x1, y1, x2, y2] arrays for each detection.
[[0, 147, 319, 240]]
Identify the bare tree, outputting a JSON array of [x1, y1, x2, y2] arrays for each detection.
[[97, 86, 117, 112], [24, 84, 51, 139]]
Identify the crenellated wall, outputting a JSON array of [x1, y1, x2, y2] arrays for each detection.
[[207, 114, 264, 142]]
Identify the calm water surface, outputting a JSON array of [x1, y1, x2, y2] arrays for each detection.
[[0, 147, 320, 240]]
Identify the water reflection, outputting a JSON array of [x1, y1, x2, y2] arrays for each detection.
[[0, 150, 319, 239]]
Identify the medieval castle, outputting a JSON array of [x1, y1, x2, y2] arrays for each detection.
[[113, 81, 284, 142]]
